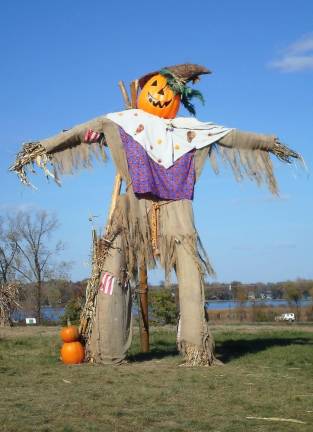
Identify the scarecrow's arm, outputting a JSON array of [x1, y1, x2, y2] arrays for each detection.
[[206, 129, 302, 195], [10, 116, 112, 186], [217, 129, 300, 162]]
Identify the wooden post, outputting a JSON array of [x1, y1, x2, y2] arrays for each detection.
[[139, 258, 149, 352], [118, 80, 131, 108], [105, 174, 122, 235], [103, 80, 129, 232], [130, 79, 139, 109]]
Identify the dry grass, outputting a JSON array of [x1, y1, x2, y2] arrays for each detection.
[[0, 324, 313, 431], [207, 305, 313, 323]]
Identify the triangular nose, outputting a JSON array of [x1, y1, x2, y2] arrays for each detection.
[[158, 88, 164, 95]]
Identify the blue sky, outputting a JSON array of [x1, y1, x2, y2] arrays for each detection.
[[1, 0, 312, 284]]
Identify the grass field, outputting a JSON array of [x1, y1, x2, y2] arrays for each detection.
[[0, 324, 312, 432]]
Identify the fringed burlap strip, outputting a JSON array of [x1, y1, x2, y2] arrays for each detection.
[[209, 144, 279, 194], [208, 130, 302, 195], [51, 140, 106, 176], [179, 340, 215, 366], [157, 233, 215, 283], [177, 302, 219, 367]]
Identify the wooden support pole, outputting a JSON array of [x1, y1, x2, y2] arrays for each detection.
[[105, 173, 122, 234], [104, 80, 129, 233], [139, 258, 149, 352], [118, 80, 131, 109], [130, 79, 139, 109]]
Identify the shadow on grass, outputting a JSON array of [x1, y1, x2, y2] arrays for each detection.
[[128, 339, 178, 362], [216, 336, 313, 363], [128, 335, 313, 364]]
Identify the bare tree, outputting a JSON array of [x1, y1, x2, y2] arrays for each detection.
[[0, 218, 20, 326], [0, 216, 18, 284], [7, 210, 68, 323]]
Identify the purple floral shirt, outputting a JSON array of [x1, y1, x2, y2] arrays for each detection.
[[120, 127, 195, 200]]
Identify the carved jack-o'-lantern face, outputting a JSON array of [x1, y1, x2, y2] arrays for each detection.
[[137, 74, 180, 119]]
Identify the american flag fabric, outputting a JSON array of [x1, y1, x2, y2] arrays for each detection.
[[84, 128, 101, 143], [99, 272, 115, 296]]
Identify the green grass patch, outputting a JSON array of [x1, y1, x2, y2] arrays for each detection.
[[0, 325, 312, 431]]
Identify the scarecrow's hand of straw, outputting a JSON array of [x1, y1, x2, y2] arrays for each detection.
[[271, 138, 301, 163]]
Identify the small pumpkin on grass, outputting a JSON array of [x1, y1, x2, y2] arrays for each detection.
[[60, 320, 84, 364], [60, 324, 79, 343], [61, 341, 85, 365]]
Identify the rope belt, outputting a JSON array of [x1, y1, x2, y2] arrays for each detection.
[[150, 202, 160, 256], [149, 200, 172, 256]]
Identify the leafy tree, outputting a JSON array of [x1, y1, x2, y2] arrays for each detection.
[[149, 288, 177, 325], [61, 297, 84, 326], [285, 283, 302, 319]]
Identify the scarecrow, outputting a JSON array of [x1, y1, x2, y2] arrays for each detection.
[[10, 64, 301, 366]]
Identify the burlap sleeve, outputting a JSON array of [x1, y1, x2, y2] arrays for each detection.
[[217, 129, 277, 150]]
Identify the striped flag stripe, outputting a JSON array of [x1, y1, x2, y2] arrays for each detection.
[[103, 275, 113, 295], [99, 272, 115, 296], [84, 129, 101, 143], [99, 272, 110, 290]]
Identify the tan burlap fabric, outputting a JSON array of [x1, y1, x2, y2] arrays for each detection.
[[39, 116, 292, 365], [88, 218, 132, 364]]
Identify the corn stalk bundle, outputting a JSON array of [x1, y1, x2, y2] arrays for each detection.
[[79, 227, 120, 355], [9, 142, 58, 187], [0, 283, 20, 327], [271, 139, 301, 163]]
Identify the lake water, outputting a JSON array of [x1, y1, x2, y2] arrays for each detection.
[[205, 299, 312, 310], [13, 299, 313, 323], [12, 306, 65, 322]]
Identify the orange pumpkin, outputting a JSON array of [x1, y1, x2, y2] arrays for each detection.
[[60, 325, 79, 343], [61, 341, 85, 364], [137, 74, 180, 119]]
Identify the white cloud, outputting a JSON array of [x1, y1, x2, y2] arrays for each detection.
[[269, 33, 313, 72], [289, 36, 313, 54]]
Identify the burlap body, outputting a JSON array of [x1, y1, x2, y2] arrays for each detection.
[[87, 190, 215, 364], [41, 117, 282, 365], [82, 120, 214, 364]]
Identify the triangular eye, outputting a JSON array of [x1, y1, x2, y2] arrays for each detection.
[[151, 80, 158, 86]]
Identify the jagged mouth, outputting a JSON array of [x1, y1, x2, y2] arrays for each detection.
[[148, 92, 172, 108]]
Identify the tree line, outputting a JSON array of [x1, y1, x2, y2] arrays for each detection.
[[1, 209, 312, 326]]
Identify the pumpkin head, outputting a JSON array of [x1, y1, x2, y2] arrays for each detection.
[[61, 341, 85, 364], [60, 325, 79, 343], [137, 74, 180, 119]]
